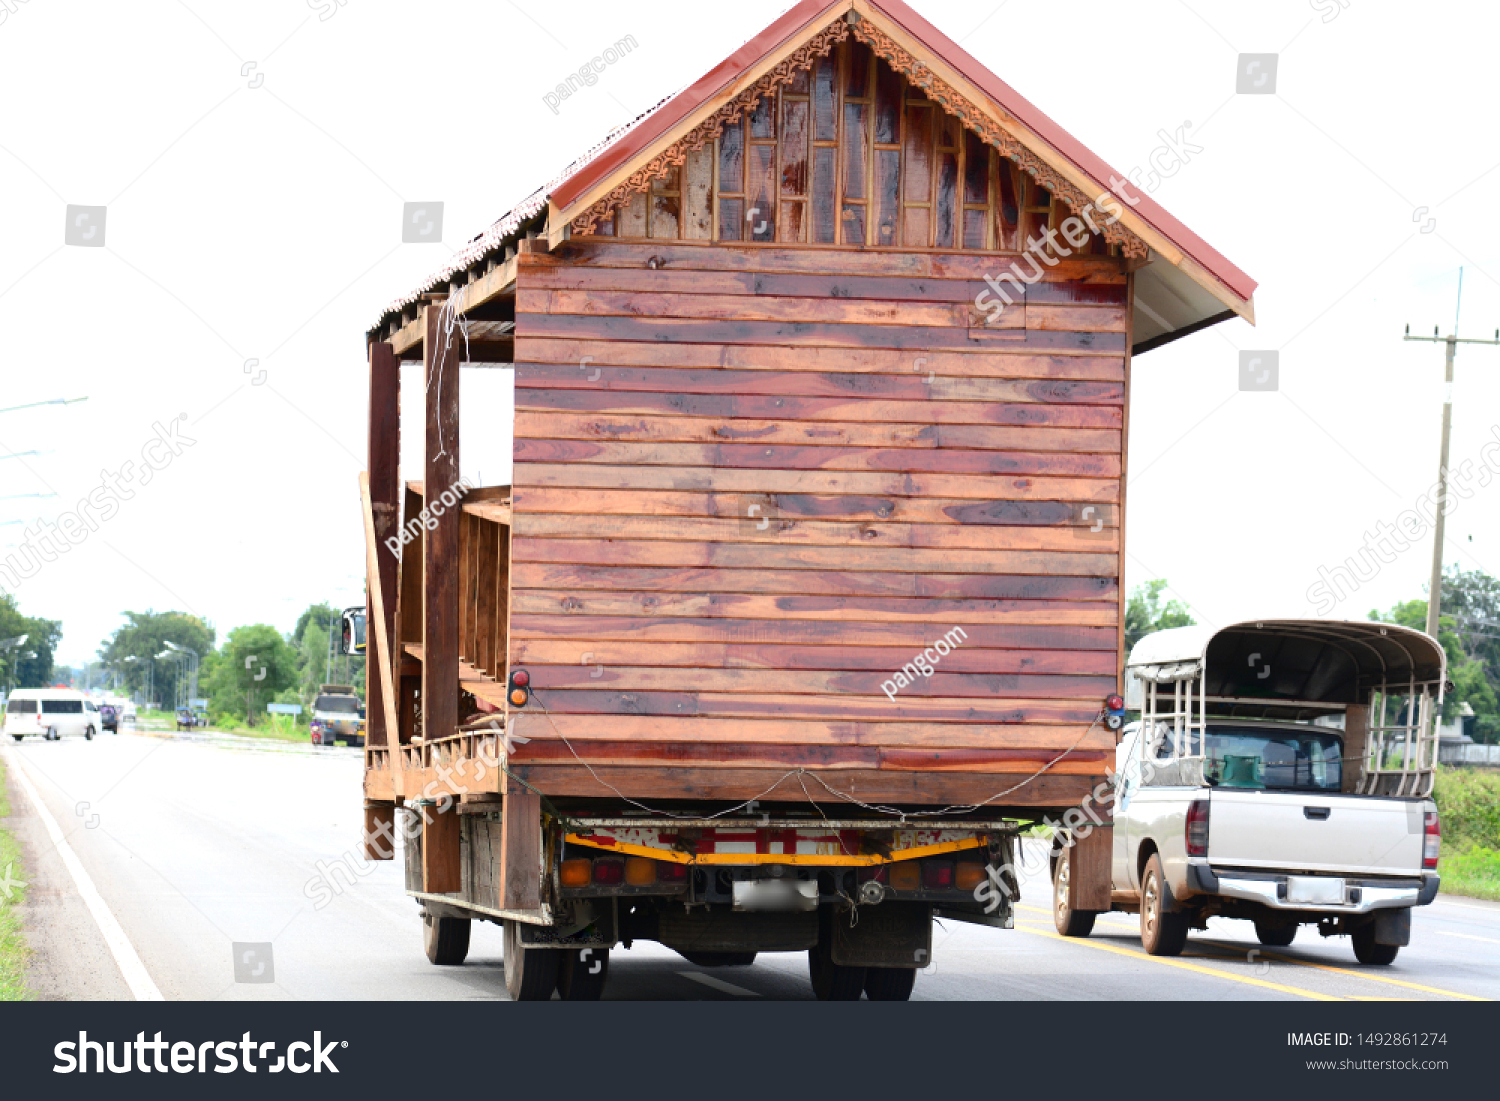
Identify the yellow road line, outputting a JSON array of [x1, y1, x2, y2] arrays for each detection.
[[1011, 920, 1343, 1001], [1017, 903, 1486, 1002]]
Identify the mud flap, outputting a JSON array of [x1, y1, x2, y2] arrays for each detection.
[[1373, 906, 1411, 947], [831, 902, 932, 968]]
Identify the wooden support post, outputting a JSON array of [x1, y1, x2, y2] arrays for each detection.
[[500, 792, 542, 911], [421, 802, 463, 894], [367, 341, 399, 749], [1343, 704, 1369, 793], [1068, 825, 1113, 913], [423, 301, 461, 747], [362, 802, 395, 861]]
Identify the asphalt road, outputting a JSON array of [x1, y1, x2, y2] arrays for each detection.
[[2, 731, 1496, 1001]]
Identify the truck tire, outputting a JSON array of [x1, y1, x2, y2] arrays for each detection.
[[808, 942, 866, 1001], [863, 967, 917, 1001], [504, 919, 560, 1001], [1255, 919, 1297, 947], [1351, 923, 1399, 966], [680, 951, 757, 967], [423, 912, 471, 965], [556, 948, 610, 1000], [1053, 855, 1097, 938], [1140, 854, 1190, 957]]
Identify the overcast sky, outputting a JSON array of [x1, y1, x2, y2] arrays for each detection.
[[2, 0, 1498, 666]]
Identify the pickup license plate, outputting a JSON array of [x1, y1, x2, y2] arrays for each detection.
[[1286, 876, 1345, 905]]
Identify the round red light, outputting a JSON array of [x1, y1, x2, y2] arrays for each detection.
[[511, 669, 530, 688], [1106, 695, 1124, 711]]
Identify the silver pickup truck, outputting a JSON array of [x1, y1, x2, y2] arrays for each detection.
[[1051, 620, 1444, 965]]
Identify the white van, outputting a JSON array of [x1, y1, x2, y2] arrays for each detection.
[[4, 689, 102, 741]]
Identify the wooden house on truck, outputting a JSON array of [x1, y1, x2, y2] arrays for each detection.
[[354, 0, 1256, 999]]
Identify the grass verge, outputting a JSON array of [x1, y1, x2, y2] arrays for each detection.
[[0, 757, 30, 1000], [1433, 767, 1500, 901]]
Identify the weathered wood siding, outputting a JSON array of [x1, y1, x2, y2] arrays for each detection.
[[507, 236, 1126, 806]]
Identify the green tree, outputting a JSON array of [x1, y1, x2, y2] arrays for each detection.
[[0, 592, 61, 688], [1124, 579, 1196, 653], [97, 610, 215, 708], [203, 625, 298, 723], [1370, 598, 1499, 738]]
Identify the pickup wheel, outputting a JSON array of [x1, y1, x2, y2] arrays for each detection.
[[555, 948, 610, 1000], [84, 726, 94, 741], [422, 912, 471, 965], [1351, 923, 1399, 966], [10, 735, 21, 743], [1052, 855, 1097, 938], [1255, 919, 1297, 947], [863, 966, 917, 1001], [504, 919, 560, 1000], [1140, 854, 1190, 957]]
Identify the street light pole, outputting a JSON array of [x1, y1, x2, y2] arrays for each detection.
[[1404, 270, 1500, 639]]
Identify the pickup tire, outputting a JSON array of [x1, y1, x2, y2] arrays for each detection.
[[504, 919, 560, 1000], [1052, 855, 1096, 938], [10, 735, 21, 743], [863, 966, 917, 1001], [85, 726, 94, 741], [1255, 919, 1297, 947], [1140, 854, 1190, 957], [423, 912, 471, 965], [556, 948, 610, 1000], [1351, 923, 1399, 966]]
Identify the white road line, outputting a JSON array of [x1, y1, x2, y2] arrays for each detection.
[[4, 749, 164, 1001], [1436, 931, 1500, 946], [677, 970, 760, 997]]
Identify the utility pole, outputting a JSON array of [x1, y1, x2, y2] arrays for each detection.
[[1405, 268, 1500, 638]]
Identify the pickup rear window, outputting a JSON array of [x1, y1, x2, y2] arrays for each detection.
[[1202, 726, 1343, 792]]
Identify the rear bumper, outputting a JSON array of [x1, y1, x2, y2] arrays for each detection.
[[1186, 862, 1438, 914]]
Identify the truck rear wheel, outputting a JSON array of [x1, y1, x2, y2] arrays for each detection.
[[556, 948, 609, 1000], [1255, 919, 1297, 947], [1351, 923, 1399, 966], [1140, 854, 1190, 957], [423, 912, 471, 965], [1053, 856, 1097, 938], [504, 919, 560, 1000], [808, 942, 866, 1001], [863, 967, 917, 1001]]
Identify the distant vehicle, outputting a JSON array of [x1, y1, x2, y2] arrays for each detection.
[[99, 703, 120, 733], [175, 707, 205, 732], [5, 688, 101, 741], [311, 684, 363, 748]]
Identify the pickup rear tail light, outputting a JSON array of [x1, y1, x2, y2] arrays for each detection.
[[1423, 811, 1441, 870], [1185, 798, 1210, 857]]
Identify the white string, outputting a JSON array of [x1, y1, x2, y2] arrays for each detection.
[[427, 290, 471, 463]]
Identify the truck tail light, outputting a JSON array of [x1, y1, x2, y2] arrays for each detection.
[[657, 860, 688, 882], [508, 669, 530, 707], [560, 859, 591, 887], [955, 862, 986, 891], [625, 857, 656, 885], [592, 857, 624, 885], [1423, 811, 1441, 870], [888, 862, 921, 891], [921, 860, 955, 890], [1185, 798, 1210, 857]]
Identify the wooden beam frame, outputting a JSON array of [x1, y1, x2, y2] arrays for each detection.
[[367, 341, 400, 753]]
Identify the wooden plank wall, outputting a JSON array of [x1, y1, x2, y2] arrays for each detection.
[[593, 38, 1116, 257], [506, 235, 1126, 806]]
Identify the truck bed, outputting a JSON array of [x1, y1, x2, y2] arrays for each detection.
[[1206, 789, 1425, 878]]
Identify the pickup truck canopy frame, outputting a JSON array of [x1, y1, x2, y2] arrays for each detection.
[[1123, 620, 1447, 798]]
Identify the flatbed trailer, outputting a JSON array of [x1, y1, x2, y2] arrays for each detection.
[[351, 0, 1256, 999]]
